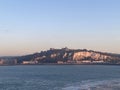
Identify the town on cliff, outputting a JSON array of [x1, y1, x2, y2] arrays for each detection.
[[0, 47, 120, 65]]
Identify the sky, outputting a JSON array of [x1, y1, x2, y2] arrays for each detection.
[[0, 0, 120, 56]]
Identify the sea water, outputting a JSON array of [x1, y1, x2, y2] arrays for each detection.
[[0, 65, 120, 90]]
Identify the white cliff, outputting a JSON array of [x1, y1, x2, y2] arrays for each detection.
[[73, 51, 111, 61]]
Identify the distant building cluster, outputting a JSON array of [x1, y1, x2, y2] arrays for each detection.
[[0, 58, 17, 65]]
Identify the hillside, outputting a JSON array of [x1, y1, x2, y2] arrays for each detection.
[[16, 48, 120, 64]]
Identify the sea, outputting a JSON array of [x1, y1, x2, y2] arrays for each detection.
[[0, 65, 120, 90]]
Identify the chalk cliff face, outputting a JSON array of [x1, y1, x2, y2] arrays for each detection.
[[73, 51, 110, 61], [17, 48, 120, 64]]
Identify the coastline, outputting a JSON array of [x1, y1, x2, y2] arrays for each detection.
[[0, 63, 120, 66]]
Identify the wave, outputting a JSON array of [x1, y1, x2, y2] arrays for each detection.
[[62, 79, 120, 90]]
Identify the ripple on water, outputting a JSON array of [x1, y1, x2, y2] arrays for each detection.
[[62, 79, 120, 90]]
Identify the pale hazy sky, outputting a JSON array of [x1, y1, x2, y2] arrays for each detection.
[[0, 0, 120, 56]]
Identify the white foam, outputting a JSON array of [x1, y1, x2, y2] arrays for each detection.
[[62, 79, 120, 90]]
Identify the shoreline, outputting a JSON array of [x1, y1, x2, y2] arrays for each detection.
[[0, 63, 120, 66]]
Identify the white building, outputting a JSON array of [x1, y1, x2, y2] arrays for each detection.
[[23, 61, 38, 64]]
